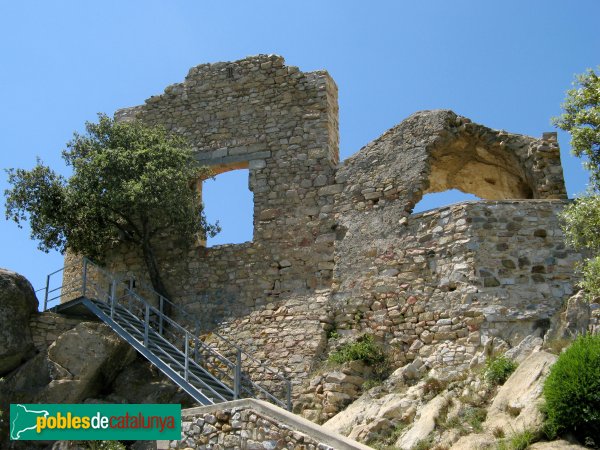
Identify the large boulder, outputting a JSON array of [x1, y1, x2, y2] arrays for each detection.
[[0, 268, 38, 375], [396, 393, 452, 450], [43, 322, 136, 402], [450, 433, 496, 449], [104, 355, 192, 405], [546, 290, 590, 341], [1, 321, 136, 407], [484, 351, 556, 435]]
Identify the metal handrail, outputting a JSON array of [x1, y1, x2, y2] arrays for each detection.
[[129, 276, 292, 404], [109, 294, 231, 403], [122, 288, 237, 375], [41, 257, 292, 410]]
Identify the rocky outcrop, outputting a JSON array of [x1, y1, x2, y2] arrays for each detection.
[[322, 346, 572, 449], [0, 268, 38, 375], [0, 322, 136, 406], [546, 290, 591, 341], [103, 355, 193, 406], [451, 433, 496, 449], [484, 351, 556, 435], [396, 392, 452, 449], [42, 322, 137, 402]]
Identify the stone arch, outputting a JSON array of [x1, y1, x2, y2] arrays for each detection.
[[334, 109, 566, 222], [424, 122, 534, 200]]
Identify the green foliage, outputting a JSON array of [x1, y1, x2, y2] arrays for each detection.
[[561, 194, 600, 252], [362, 378, 382, 390], [463, 406, 487, 433], [497, 429, 539, 450], [484, 356, 517, 386], [369, 421, 407, 450], [85, 441, 127, 450], [412, 434, 434, 450], [423, 377, 446, 397], [542, 334, 600, 444], [438, 406, 486, 435], [553, 67, 600, 190], [580, 255, 600, 299], [5, 114, 217, 298], [561, 194, 600, 298], [328, 334, 385, 366], [326, 325, 340, 340], [554, 67, 600, 301]]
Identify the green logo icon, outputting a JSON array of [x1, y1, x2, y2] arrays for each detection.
[[10, 404, 181, 441]]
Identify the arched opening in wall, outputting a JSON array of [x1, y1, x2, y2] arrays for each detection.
[[426, 137, 534, 200], [202, 167, 254, 247], [411, 133, 535, 214], [413, 189, 481, 214]]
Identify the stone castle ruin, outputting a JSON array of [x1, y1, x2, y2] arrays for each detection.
[[4, 53, 597, 450], [63, 55, 581, 383], [61, 54, 583, 420]]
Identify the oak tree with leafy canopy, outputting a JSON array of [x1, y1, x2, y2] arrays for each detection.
[[554, 67, 600, 298], [553, 67, 600, 190], [4, 114, 218, 309]]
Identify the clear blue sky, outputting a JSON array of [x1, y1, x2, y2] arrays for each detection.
[[1, 1, 598, 291]]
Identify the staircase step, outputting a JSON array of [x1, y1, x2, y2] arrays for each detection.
[[74, 295, 256, 407]]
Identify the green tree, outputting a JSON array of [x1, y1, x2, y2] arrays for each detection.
[[5, 114, 218, 308], [553, 67, 600, 190], [554, 67, 600, 299]]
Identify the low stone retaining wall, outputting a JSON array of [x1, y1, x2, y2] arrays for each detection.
[[158, 399, 371, 450]]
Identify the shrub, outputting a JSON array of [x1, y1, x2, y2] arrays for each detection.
[[484, 356, 517, 386], [328, 334, 385, 366], [463, 406, 487, 433], [542, 334, 600, 444], [363, 378, 382, 390], [509, 429, 539, 450], [412, 435, 434, 450], [423, 377, 446, 397], [326, 326, 340, 340]]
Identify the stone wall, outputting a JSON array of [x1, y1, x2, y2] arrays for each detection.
[[116, 54, 340, 297], [162, 399, 370, 450], [29, 312, 82, 352], [60, 56, 581, 412], [330, 200, 581, 373]]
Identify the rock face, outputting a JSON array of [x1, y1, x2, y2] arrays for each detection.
[[0, 268, 38, 375], [396, 393, 451, 449], [105, 356, 192, 405], [43, 322, 137, 402], [547, 290, 591, 341], [450, 433, 496, 450], [0, 322, 136, 406], [484, 351, 557, 435]]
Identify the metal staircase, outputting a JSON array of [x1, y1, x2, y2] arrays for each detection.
[[42, 258, 292, 410]]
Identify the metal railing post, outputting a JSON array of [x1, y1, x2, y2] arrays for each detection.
[[128, 278, 134, 311], [286, 379, 292, 411], [110, 279, 117, 318], [194, 324, 199, 361], [82, 258, 88, 297], [184, 332, 190, 382], [159, 296, 164, 336], [144, 303, 150, 347], [43, 274, 50, 311], [234, 349, 242, 400]]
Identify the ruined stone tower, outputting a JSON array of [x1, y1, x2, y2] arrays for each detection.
[[64, 54, 581, 404]]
